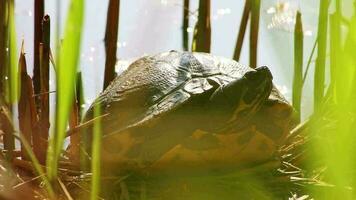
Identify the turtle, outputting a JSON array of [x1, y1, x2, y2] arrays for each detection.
[[71, 50, 296, 175]]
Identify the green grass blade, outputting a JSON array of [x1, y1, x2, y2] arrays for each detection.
[[308, 4, 356, 199], [292, 11, 304, 123], [90, 104, 102, 200], [317, 17, 356, 198], [9, 0, 18, 103], [302, 37, 317, 85], [337, 11, 356, 106], [330, 12, 341, 98], [313, 0, 329, 111], [47, 0, 85, 181], [1, 0, 18, 161]]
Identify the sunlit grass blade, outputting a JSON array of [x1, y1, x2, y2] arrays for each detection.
[[329, 15, 340, 98], [33, 0, 44, 98], [292, 11, 303, 123], [47, 0, 85, 181], [337, 11, 356, 106], [313, 17, 356, 198], [233, 0, 250, 61], [2, 0, 18, 160], [249, 0, 261, 68], [8, 0, 18, 103], [329, 1, 342, 100], [0, 1, 11, 161], [182, 0, 190, 51], [308, 3, 356, 199], [313, 0, 328, 111], [90, 104, 102, 200], [302, 38, 317, 85], [103, 0, 120, 90], [191, 0, 211, 52], [335, 10, 356, 197]]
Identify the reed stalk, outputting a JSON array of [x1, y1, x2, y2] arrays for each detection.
[[103, 0, 120, 90], [233, 0, 250, 61], [68, 73, 84, 165], [192, 0, 211, 52], [292, 11, 303, 123], [182, 0, 190, 51], [36, 15, 51, 164], [314, 0, 329, 111], [329, 1, 341, 98], [249, 0, 261, 68], [33, 0, 44, 100]]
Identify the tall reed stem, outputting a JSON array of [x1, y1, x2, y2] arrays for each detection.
[[233, 0, 250, 61], [37, 15, 51, 164], [314, 0, 328, 111], [33, 0, 44, 99], [292, 11, 303, 123], [103, 0, 120, 90], [249, 0, 261, 68], [192, 0, 211, 52], [182, 0, 190, 51]]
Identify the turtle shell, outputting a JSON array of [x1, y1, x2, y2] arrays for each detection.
[[88, 51, 255, 135], [76, 51, 294, 174]]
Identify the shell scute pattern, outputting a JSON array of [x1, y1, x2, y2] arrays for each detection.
[[183, 78, 214, 94], [193, 52, 252, 79], [95, 55, 187, 108]]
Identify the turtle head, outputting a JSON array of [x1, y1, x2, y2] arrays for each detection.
[[240, 66, 273, 109], [205, 66, 273, 132]]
